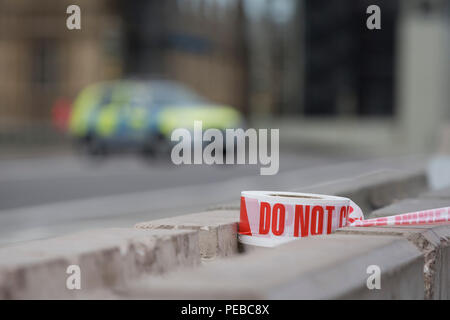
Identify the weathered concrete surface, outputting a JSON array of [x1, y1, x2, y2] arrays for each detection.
[[111, 234, 424, 299], [207, 169, 428, 214], [135, 210, 240, 260], [0, 228, 199, 299], [298, 169, 428, 216], [0, 161, 430, 299], [420, 186, 450, 199], [337, 223, 450, 299], [370, 199, 450, 218], [208, 169, 427, 214]]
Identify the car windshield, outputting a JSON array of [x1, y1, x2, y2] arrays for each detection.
[[93, 81, 207, 108], [147, 82, 206, 105]]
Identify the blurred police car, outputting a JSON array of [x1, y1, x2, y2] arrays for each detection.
[[68, 80, 244, 156]]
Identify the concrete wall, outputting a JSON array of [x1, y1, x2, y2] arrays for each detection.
[[0, 163, 448, 299]]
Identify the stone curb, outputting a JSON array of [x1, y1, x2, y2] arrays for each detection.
[[109, 234, 424, 299], [135, 169, 427, 262], [207, 169, 428, 216], [0, 228, 200, 299], [371, 199, 450, 218], [298, 169, 428, 216], [135, 210, 240, 260], [420, 186, 450, 199], [0, 167, 430, 299], [337, 223, 450, 299]]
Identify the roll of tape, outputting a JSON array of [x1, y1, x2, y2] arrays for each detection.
[[239, 191, 363, 247], [239, 190, 450, 247]]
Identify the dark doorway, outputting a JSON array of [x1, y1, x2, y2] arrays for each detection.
[[303, 0, 399, 117]]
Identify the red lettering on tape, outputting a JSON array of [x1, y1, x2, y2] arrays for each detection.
[[294, 205, 310, 237], [272, 203, 286, 236], [326, 206, 335, 234], [259, 202, 271, 235], [311, 206, 324, 235]]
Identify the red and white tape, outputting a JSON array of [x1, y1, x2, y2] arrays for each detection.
[[238, 191, 450, 247]]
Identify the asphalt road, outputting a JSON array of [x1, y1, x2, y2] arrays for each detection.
[[0, 151, 339, 211]]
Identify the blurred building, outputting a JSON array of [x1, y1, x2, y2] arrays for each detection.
[[0, 0, 122, 129], [0, 0, 449, 155], [248, 0, 450, 155], [119, 0, 250, 114]]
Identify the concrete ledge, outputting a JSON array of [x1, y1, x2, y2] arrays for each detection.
[[111, 234, 424, 299], [133, 168, 428, 264], [370, 199, 450, 218], [0, 165, 429, 299], [135, 210, 239, 260], [337, 223, 450, 299], [299, 169, 428, 215], [0, 228, 200, 299], [207, 169, 428, 214], [420, 186, 450, 199]]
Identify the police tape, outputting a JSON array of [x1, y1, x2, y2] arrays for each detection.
[[238, 191, 450, 247]]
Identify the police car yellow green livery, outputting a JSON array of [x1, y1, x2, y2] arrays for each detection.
[[68, 80, 244, 155]]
